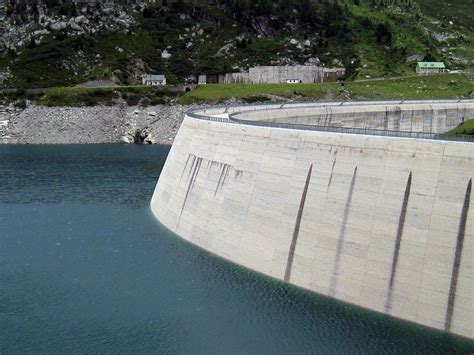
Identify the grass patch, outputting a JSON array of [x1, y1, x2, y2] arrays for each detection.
[[178, 83, 341, 104], [445, 119, 474, 136], [40, 87, 119, 106], [39, 85, 182, 106], [347, 73, 474, 100], [178, 73, 473, 104]]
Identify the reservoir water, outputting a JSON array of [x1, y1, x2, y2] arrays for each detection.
[[1, 145, 473, 353]]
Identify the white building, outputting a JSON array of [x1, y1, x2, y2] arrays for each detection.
[[142, 74, 166, 86], [416, 62, 446, 75], [198, 75, 207, 85]]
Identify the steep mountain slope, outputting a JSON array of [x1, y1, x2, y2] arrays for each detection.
[[0, 0, 472, 88]]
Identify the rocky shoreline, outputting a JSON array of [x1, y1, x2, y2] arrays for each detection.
[[0, 103, 192, 145]]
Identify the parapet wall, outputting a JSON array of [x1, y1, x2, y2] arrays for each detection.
[[151, 101, 473, 339], [231, 102, 474, 133]]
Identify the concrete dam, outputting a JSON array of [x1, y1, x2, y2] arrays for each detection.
[[150, 100, 474, 339]]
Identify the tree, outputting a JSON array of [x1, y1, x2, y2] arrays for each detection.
[[375, 22, 392, 45]]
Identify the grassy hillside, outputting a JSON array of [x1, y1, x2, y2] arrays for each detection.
[[416, 0, 474, 29], [1, 0, 472, 88], [2, 73, 471, 106], [445, 119, 474, 136]]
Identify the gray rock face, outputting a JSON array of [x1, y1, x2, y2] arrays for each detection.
[[3, 3, 137, 53], [432, 32, 454, 42], [1, 104, 190, 145], [406, 54, 424, 62]]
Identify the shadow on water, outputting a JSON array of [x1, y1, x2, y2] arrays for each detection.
[[0, 145, 473, 353]]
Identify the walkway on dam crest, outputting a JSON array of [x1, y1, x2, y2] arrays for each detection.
[[194, 99, 474, 142]]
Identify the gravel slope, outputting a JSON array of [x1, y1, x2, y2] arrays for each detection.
[[1, 104, 191, 144]]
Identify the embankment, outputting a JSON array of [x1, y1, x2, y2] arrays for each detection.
[[151, 100, 474, 339], [0, 104, 189, 144]]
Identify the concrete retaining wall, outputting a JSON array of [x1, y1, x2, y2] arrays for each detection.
[[231, 102, 474, 133], [248, 65, 345, 83], [151, 101, 473, 339]]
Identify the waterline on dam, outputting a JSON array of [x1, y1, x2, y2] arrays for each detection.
[[1, 145, 473, 353]]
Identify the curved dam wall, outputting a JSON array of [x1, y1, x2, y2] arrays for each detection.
[[231, 101, 474, 133], [151, 101, 474, 339]]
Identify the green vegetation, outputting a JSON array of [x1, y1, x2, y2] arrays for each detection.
[[39, 85, 181, 106], [416, 0, 474, 29], [2, 0, 472, 88], [445, 119, 474, 136], [40, 87, 119, 106], [345, 74, 474, 100], [2, 73, 471, 106], [179, 73, 473, 104], [179, 83, 341, 104]]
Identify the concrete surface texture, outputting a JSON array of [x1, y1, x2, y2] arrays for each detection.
[[248, 65, 345, 83], [231, 101, 474, 133], [151, 100, 474, 339]]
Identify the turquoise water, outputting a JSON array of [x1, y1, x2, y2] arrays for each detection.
[[0, 145, 473, 354]]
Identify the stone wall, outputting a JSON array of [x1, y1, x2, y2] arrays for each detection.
[[151, 101, 474, 339], [224, 72, 251, 84]]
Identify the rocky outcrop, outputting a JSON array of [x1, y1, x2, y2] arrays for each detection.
[[2, 2, 140, 56], [0, 0, 6, 58]]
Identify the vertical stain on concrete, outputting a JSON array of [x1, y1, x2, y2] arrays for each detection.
[[178, 157, 203, 224], [214, 163, 227, 196], [185, 155, 197, 182], [445, 178, 471, 332], [235, 170, 243, 180], [329, 166, 358, 296], [180, 154, 193, 183], [383, 108, 389, 130], [284, 164, 313, 283], [327, 158, 337, 192], [385, 172, 412, 312], [214, 163, 235, 196], [222, 164, 231, 189]]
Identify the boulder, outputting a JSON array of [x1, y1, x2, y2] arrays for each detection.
[[406, 54, 424, 62], [70, 22, 83, 32], [120, 135, 134, 144], [74, 15, 87, 24], [33, 29, 49, 37], [51, 21, 67, 31], [161, 49, 172, 59], [144, 134, 156, 144]]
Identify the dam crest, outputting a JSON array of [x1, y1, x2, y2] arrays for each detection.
[[151, 100, 474, 339]]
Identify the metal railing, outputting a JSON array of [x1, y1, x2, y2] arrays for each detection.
[[186, 100, 474, 143], [230, 118, 474, 142]]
